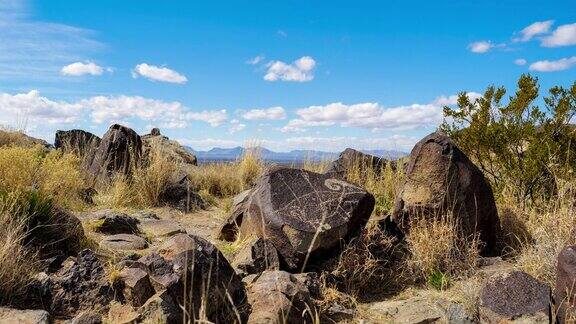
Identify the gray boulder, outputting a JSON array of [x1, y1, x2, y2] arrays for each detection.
[[391, 132, 500, 254], [99, 234, 148, 251], [325, 147, 395, 178], [221, 167, 375, 270], [0, 307, 50, 324]]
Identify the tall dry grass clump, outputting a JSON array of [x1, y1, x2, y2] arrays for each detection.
[[133, 143, 178, 206], [0, 194, 39, 304], [405, 213, 480, 289]]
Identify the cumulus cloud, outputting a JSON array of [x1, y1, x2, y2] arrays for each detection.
[[61, 61, 104, 76], [514, 58, 527, 66], [247, 55, 265, 65], [529, 56, 576, 72], [468, 41, 493, 53], [186, 110, 228, 127], [264, 56, 316, 82], [281, 93, 480, 133], [228, 119, 246, 134], [541, 23, 576, 47], [0, 90, 83, 125], [241, 106, 286, 120], [514, 20, 554, 42], [132, 63, 188, 84]]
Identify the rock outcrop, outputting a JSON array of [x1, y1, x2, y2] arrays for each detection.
[[325, 148, 395, 178], [141, 127, 197, 166], [84, 124, 142, 184], [54, 129, 101, 158], [391, 132, 500, 254], [479, 271, 550, 323], [220, 167, 375, 271], [245, 270, 314, 324], [556, 245, 576, 323], [158, 172, 206, 213]]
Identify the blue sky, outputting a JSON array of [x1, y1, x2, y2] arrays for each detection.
[[0, 0, 575, 152]]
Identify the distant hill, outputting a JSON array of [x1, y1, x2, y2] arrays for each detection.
[[185, 146, 407, 163]]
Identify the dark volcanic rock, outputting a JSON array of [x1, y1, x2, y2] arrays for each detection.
[[479, 271, 550, 323], [230, 167, 375, 271], [233, 237, 280, 275], [99, 234, 148, 251], [245, 270, 313, 324], [158, 172, 206, 213], [391, 132, 500, 254], [128, 234, 248, 323], [48, 249, 115, 317], [92, 211, 140, 235], [325, 147, 395, 178], [84, 124, 142, 184], [218, 189, 252, 241], [556, 245, 576, 323], [54, 129, 101, 157]]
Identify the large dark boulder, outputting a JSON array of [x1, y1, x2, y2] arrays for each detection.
[[325, 148, 395, 178], [556, 245, 576, 323], [221, 167, 375, 271], [158, 172, 206, 213], [391, 132, 500, 254], [126, 234, 249, 323], [54, 129, 101, 158], [479, 271, 550, 323], [84, 124, 142, 184]]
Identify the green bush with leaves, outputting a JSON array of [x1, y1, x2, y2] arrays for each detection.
[[441, 74, 576, 202]]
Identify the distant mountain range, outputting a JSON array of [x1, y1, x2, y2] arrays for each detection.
[[185, 146, 407, 163]]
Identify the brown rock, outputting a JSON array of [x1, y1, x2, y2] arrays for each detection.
[[139, 290, 181, 324], [218, 189, 252, 241], [246, 270, 313, 324], [479, 270, 550, 323], [555, 245, 576, 323], [142, 129, 197, 166], [325, 147, 395, 178], [0, 307, 50, 324], [233, 167, 375, 270], [99, 234, 148, 251], [392, 132, 500, 254], [55, 129, 101, 158], [119, 267, 154, 307], [84, 124, 142, 184], [107, 303, 139, 324], [139, 219, 185, 240], [70, 311, 102, 324], [233, 237, 280, 275]]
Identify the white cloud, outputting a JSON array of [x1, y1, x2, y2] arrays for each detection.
[[0, 90, 83, 125], [541, 23, 576, 47], [228, 119, 246, 134], [132, 63, 188, 84], [186, 110, 227, 127], [284, 135, 418, 152], [529, 56, 576, 72], [468, 41, 493, 53], [247, 55, 265, 65], [514, 58, 527, 66], [264, 56, 316, 82], [0, 2, 103, 81], [241, 106, 286, 120], [176, 138, 242, 150], [277, 30, 288, 38], [514, 20, 554, 42], [61, 61, 104, 76], [281, 93, 480, 133]]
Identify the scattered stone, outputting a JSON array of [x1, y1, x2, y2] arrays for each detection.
[[128, 234, 248, 323], [139, 219, 185, 240], [118, 267, 154, 307], [228, 167, 375, 270], [366, 297, 445, 323], [100, 234, 148, 251], [132, 210, 160, 221], [233, 237, 280, 275], [555, 245, 576, 323], [245, 270, 313, 324], [391, 132, 501, 254], [325, 147, 395, 178], [0, 307, 50, 324], [217, 189, 252, 241], [54, 129, 101, 157], [48, 249, 115, 317], [84, 124, 142, 184], [70, 311, 102, 324], [91, 211, 140, 235], [479, 270, 550, 323], [158, 171, 206, 213], [139, 290, 181, 324]]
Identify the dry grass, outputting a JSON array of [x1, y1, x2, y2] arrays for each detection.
[[133, 143, 178, 207]]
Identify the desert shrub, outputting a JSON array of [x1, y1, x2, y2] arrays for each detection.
[[441, 74, 576, 202]]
